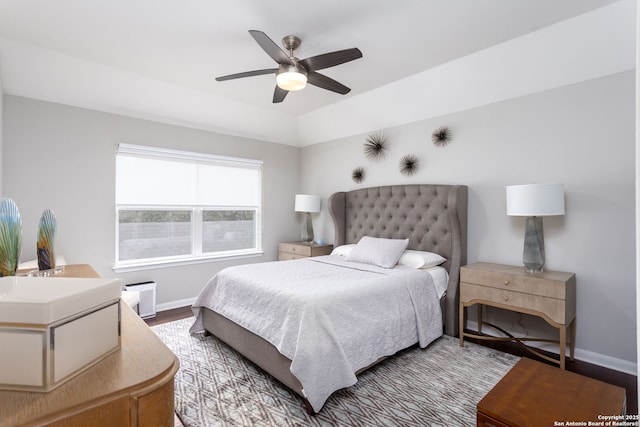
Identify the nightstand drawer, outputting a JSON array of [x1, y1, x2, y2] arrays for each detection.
[[278, 251, 306, 261], [279, 242, 313, 257], [461, 282, 569, 324], [278, 242, 334, 261], [461, 262, 574, 299], [278, 242, 333, 257]]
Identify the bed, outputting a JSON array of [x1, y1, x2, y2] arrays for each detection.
[[190, 184, 468, 413]]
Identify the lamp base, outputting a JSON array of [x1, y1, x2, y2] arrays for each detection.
[[523, 216, 545, 273], [301, 212, 314, 244]]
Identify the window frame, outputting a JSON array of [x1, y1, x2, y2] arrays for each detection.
[[113, 144, 263, 273]]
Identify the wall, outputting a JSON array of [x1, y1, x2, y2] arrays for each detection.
[[2, 95, 300, 307], [0, 70, 635, 373], [301, 71, 636, 371]]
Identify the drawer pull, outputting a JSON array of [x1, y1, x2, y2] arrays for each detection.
[[504, 280, 509, 286], [503, 295, 509, 301]]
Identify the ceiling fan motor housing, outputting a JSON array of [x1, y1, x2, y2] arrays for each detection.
[[278, 62, 307, 75]]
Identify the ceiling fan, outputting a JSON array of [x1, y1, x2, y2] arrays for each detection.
[[216, 30, 363, 103]]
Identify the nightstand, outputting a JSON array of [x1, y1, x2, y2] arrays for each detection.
[[459, 262, 576, 369], [278, 241, 334, 260]]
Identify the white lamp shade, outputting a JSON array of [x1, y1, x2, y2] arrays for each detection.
[[294, 194, 321, 213], [506, 183, 565, 216]]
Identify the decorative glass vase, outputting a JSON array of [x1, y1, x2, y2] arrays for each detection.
[[37, 209, 57, 271], [0, 198, 22, 277]]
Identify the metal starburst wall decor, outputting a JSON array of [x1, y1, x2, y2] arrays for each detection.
[[351, 167, 365, 183], [431, 126, 452, 147], [399, 154, 420, 176], [363, 132, 389, 161]]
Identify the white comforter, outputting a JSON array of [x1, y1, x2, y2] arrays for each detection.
[[190, 255, 442, 412]]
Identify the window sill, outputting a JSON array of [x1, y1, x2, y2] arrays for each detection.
[[112, 251, 265, 274]]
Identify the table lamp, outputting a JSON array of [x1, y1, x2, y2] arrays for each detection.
[[506, 183, 565, 273], [294, 194, 321, 243]]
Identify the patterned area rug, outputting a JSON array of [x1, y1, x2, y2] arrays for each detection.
[[152, 317, 519, 426]]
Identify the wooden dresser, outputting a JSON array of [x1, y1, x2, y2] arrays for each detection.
[[0, 265, 179, 427], [278, 241, 333, 260]]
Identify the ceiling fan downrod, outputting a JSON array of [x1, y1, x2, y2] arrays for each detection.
[[282, 35, 301, 57]]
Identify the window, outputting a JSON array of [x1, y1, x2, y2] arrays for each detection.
[[115, 144, 262, 270]]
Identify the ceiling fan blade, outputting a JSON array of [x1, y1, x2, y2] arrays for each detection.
[[216, 68, 277, 81], [249, 30, 294, 66], [307, 71, 351, 95], [299, 48, 362, 72], [273, 86, 289, 103]]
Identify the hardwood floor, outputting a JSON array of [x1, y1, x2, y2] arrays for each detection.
[[146, 306, 638, 417], [145, 308, 192, 427], [144, 305, 193, 327]]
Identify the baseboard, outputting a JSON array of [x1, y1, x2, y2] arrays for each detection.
[[156, 297, 196, 313], [466, 320, 638, 376]]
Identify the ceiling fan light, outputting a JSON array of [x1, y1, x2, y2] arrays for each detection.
[[276, 71, 307, 91]]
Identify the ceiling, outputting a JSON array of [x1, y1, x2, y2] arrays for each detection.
[[0, 0, 624, 142]]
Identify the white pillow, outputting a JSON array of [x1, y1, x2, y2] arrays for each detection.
[[330, 244, 356, 257], [345, 236, 409, 268], [397, 250, 446, 269]]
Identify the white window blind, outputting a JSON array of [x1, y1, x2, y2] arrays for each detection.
[[115, 144, 263, 270], [116, 144, 261, 206]]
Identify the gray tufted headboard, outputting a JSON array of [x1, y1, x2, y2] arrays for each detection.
[[328, 184, 468, 336]]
